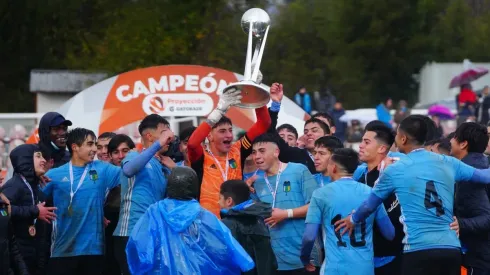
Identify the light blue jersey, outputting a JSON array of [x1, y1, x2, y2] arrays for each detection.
[[114, 151, 168, 237], [373, 149, 475, 252], [313, 174, 331, 188], [253, 162, 319, 270], [43, 161, 120, 257], [243, 169, 265, 180], [307, 178, 387, 275]]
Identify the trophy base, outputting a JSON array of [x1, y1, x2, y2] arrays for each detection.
[[223, 81, 270, 109]]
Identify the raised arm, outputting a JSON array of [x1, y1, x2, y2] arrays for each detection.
[[188, 88, 242, 163]]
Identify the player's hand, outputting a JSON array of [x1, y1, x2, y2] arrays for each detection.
[[217, 87, 242, 112], [39, 175, 51, 188], [450, 216, 459, 237], [334, 214, 354, 236], [270, 83, 284, 103], [104, 217, 110, 228], [264, 208, 288, 228], [159, 129, 175, 148], [159, 156, 176, 169], [37, 202, 57, 224], [305, 263, 316, 272], [245, 175, 258, 193], [297, 135, 307, 148]]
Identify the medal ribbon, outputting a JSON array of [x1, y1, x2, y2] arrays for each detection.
[[20, 175, 37, 225], [264, 163, 283, 208], [206, 146, 229, 181], [69, 162, 90, 209]]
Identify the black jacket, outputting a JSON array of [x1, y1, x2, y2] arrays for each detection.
[[1, 144, 48, 273], [221, 201, 277, 275], [268, 108, 316, 174], [455, 153, 490, 270], [0, 193, 29, 275], [38, 112, 70, 168]]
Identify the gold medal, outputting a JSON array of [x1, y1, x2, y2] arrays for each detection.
[[28, 225, 36, 237], [68, 205, 73, 216]]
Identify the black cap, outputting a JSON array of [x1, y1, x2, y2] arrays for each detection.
[[50, 114, 72, 127]]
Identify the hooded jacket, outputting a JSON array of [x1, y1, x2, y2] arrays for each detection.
[[221, 200, 278, 275], [1, 144, 48, 273], [0, 192, 29, 275], [455, 152, 490, 270], [126, 198, 254, 275], [38, 112, 70, 168]]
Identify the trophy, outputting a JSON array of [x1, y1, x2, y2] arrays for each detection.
[[224, 8, 271, 109]]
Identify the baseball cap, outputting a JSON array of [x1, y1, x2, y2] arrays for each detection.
[[50, 114, 72, 127]]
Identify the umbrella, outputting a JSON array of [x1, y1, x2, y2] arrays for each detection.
[[449, 59, 488, 88], [428, 105, 455, 120], [26, 65, 309, 143]]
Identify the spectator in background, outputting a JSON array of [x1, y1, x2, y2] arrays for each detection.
[[457, 84, 478, 125], [38, 112, 72, 168], [96, 132, 116, 162], [294, 86, 312, 114], [393, 100, 410, 126], [331, 102, 347, 142], [478, 86, 490, 125], [376, 98, 393, 128], [313, 87, 336, 113]]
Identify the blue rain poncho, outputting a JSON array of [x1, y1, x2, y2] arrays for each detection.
[[126, 198, 255, 275]]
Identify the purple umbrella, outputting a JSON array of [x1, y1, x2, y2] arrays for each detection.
[[428, 105, 455, 120]]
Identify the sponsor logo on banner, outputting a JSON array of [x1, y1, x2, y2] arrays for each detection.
[[142, 93, 214, 116]]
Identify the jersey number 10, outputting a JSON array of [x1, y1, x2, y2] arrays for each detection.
[[330, 214, 366, 247]]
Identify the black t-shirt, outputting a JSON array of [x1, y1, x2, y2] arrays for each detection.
[[359, 168, 404, 257]]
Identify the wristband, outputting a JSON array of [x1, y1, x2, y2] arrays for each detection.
[[287, 209, 294, 218], [270, 101, 281, 112]]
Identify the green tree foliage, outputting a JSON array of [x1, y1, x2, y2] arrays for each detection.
[[2, 0, 490, 112]]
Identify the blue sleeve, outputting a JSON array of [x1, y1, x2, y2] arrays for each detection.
[[447, 156, 476, 182], [301, 168, 318, 204], [305, 191, 323, 224], [372, 169, 395, 200], [300, 223, 320, 266], [374, 205, 395, 241], [103, 163, 121, 190], [122, 142, 162, 177], [470, 168, 490, 184], [304, 94, 312, 113], [353, 164, 367, 181], [352, 193, 384, 223]]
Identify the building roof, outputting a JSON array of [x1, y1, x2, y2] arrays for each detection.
[[29, 69, 109, 93]]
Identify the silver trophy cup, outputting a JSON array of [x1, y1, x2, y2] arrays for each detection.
[[224, 8, 271, 109]]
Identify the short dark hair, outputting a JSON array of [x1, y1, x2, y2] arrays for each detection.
[[37, 142, 53, 161], [331, 148, 359, 174], [179, 126, 196, 142], [438, 137, 452, 154], [399, 115, 428, 145], [277, 124, 299, 139], [67, 128, 96, 154], [138, 114, 170, 135], [453, 122, 489, 153], [213, 116, 232, 129], [304, 118, 330, 135], [98, 132, 116, 140], [166, 167, 199, 200], [252, 133, 281, 147], [314, 136, 343, 152], [220, 180, 250, 205], [411, 115, 438, 143], [107, 134, 136, 154], [365, 123, 395, 148], [312, 112, 336, 127]]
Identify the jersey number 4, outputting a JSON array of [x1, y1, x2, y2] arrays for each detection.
[[330, 214, 366, 247], [424, 181, 445, 216]]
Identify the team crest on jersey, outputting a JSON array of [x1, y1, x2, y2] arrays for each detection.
[[228, 159, 237, 169], [283, 181, 291, 193], [89, 170, 98, 182], [0, 209, 7, 216]]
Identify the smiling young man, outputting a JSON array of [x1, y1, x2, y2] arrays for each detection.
[[42, 128, 121, 275], [250, 133, 319, 274], [38, 112, 72, 168], [277, 124, 299, 147], [187, 88, 270, 217], [108, 134, 136, 167], [96, 132, 116, 162], [267, 83, 330, 174], [312, 136, 343, 187]]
